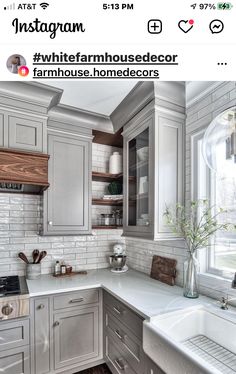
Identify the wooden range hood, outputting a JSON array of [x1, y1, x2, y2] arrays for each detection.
[[0, 148, 49, 194]]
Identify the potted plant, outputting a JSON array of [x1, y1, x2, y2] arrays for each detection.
[[164, 200, 235, 298]]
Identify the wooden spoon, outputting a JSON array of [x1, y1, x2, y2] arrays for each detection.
[[18, 252, 29, 264], [32, 249, 40, 264], [37, 250, 47, 263]]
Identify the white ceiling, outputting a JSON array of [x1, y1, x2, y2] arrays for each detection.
[[47, 81, 137, 116]]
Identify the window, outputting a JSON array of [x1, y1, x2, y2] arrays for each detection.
[[192, 129, 236, 278]]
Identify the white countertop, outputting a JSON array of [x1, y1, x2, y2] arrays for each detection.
[[27, 269, 214, 319]]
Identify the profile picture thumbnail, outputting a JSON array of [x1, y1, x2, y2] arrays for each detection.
[[6, 54, 27, 74]]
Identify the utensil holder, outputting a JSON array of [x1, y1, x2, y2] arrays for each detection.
[[26, 263, 41, 280]]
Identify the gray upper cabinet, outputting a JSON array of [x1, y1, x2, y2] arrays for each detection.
[[0, 108, 47, 153], [123, 100, 185, 240], [42, 129, 92, 235], [8, 115, 46, 152]]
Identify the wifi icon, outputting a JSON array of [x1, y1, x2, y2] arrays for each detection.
[[40, 2, 49, 9]]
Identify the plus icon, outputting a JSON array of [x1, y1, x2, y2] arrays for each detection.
[[148, 19, 162, 34]]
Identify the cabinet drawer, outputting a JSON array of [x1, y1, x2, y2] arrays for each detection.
[[105, 334, 136, 374], [104, 307, 143, 374], [53, 289, 99, 310], [0, 345, 30, 374], [0, 319, 29, 353], [104, 292, 143, 339]]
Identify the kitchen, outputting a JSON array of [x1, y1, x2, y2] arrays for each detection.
[[0, 80, 235, 374]]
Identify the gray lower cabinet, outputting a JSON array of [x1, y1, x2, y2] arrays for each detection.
[[0, 318, 30, 374], [42, 130, 92, 235], [104, 291, 145, 374], [104, 291, 165, 374], [54, 306, 99, 370], [31, 297, 51, 374], [31, 289, 102, 374]]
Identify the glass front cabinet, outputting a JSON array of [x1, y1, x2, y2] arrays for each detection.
[[123, 101, 185, 240]]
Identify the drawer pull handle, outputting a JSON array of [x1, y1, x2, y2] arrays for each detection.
[[54, 321, 60, 326], [113, 306, 122, 315], [48, 221, 53, 226], [114, 359, 125, 371], [115, 329, 123, 340], [69, 298, 84, 303], [37, 304, 45, 310]]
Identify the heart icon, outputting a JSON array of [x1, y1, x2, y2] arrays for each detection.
[[178, 19, 194, 33]]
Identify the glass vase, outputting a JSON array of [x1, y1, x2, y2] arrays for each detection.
[[183, 252, 199, 298]]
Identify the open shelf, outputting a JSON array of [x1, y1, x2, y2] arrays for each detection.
[[92, 171, 123, 182], [92, 225, 123, 230], [92, 198, 123, 206]]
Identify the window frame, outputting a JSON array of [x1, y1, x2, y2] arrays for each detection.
[[191, 128, 236, 280]]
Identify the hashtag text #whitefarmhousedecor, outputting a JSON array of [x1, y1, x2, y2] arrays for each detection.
[[12, 18, 85, 39]]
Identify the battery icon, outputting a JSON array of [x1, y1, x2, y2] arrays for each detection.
[[217, 2, 233, 9]]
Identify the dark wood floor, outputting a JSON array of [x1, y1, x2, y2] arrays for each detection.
[[75, 364, 111, 374]]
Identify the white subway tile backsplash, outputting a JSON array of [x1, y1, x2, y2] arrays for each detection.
[[0, 144, 124, 276]]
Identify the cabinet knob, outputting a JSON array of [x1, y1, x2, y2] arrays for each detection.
[[115, 329, 126, 341], [114, 359, 126, 371], [113, 306, 123, 315], [2, 304, 13, 316], [48, 221, 53, 226], [69, 298, 84, 304], [54, 321, 60, 327], [37, 304, 45, 310]]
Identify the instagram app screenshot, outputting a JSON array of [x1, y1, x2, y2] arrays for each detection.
[[0, 2, 235, 374]]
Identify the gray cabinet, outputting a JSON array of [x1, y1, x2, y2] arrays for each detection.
[[0, 346, 30, 374], [31, 289, 102, 374], [104, 291, 145, 374], [54, 306, 99, 370], [123, 101, 184, 240], [0, 318, 30, 374], [0, 108, 47, 153], [42, 130, 92, 235], [104, 291, 165, 374], [8, 115, 45, 152], [30, 297, 50, 374]]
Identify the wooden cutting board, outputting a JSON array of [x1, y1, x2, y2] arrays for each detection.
[[150, 255, 177, 286]]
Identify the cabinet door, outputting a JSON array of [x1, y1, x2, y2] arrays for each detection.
[[8, 115, 45, 152], [155, 115, 183, 238], [44, 132, 91, 235], [0, 346, 30, 374], [123, 113, 154, 239], [53, 306, 99, 370], [31, 298, 50, 374]]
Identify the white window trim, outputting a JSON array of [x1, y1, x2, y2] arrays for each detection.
[[191, 128, 236, 290]]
